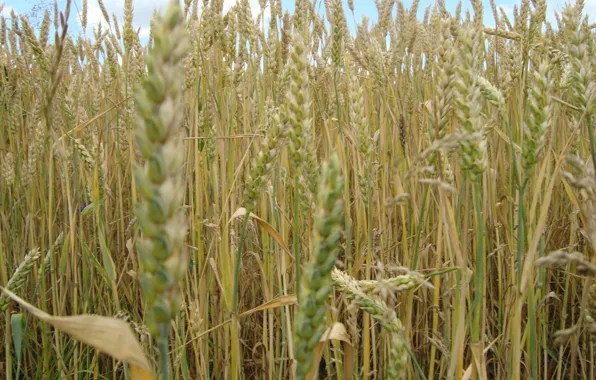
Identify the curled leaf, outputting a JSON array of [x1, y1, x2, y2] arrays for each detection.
[[240, 294, 297, 317], [307, 322, 354, 380], [0, 287, 153, 377], [230, 207, 292, 257]]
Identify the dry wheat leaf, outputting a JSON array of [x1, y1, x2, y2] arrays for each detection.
[[127, 270, 139, 281], [130, 365, 155, 380], [240, 294, 297, 317], [0, 287, 153, 376], [55, 98, 128, 146], [230, 207, 292, 257], [468, 342, 488, 380], [186, 294, 297, 345], [307, 322, 354, 380], [462, 337, 499, 380]]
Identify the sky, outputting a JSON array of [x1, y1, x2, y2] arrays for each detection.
[[1, 0, 594, 42]]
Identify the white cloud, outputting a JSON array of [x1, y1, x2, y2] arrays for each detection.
[[84, 5, 107, 30], [80, 0, 270, 37], [81, 0, 171, 34], [491, 2, 594, 29], [498, 5, 514, 18], [139, 26, 150, 37], [545, 1, 566, 24], [477, 4, 514, 28], [223, 0, 269, 17], [546, 0, 596, 23], [1, 5, 14, 18]]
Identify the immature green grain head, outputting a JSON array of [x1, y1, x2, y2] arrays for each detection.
[[561, 3, 594, 120], [81, 0, 88, 31], [287, 31, 309, 169], [332, 268, 408, 379], [294, 153, 344, 379], [0, 16, 7, 47], [426, 17, 457, 182], [330, 0, 345, 68], [133, 0, 189, 338], [434, 17, 457, 140], [38, 232, 65, 279], [123, 0, 134, 54], [244, 103, 286, 212], [38, 9, 51, 48], [0, 248, 41, 312], [2, 152, 15, 186], [522, 60, 552, 174], [476, 75, 506, 115], [350, 73, 379, 197], [454, 24, 487, 181]]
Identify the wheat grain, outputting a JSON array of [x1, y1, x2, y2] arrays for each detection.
[[294, 154, 344, 379], [0, 248, 41, 312], [133, 0, 189, 339]]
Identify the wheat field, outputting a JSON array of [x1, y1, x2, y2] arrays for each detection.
[[0, 0, 595, 379]]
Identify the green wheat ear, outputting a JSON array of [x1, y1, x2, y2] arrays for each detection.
[[0, 248, 41, 312], [332, 268, 409, 379], [294, 153, 344, 379], [133, 0, 189, 338]]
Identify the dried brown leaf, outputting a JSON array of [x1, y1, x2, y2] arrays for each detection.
[[0, 287, 153, 375], [307, 322, 354, 380], [230, 207, 292, 257]]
